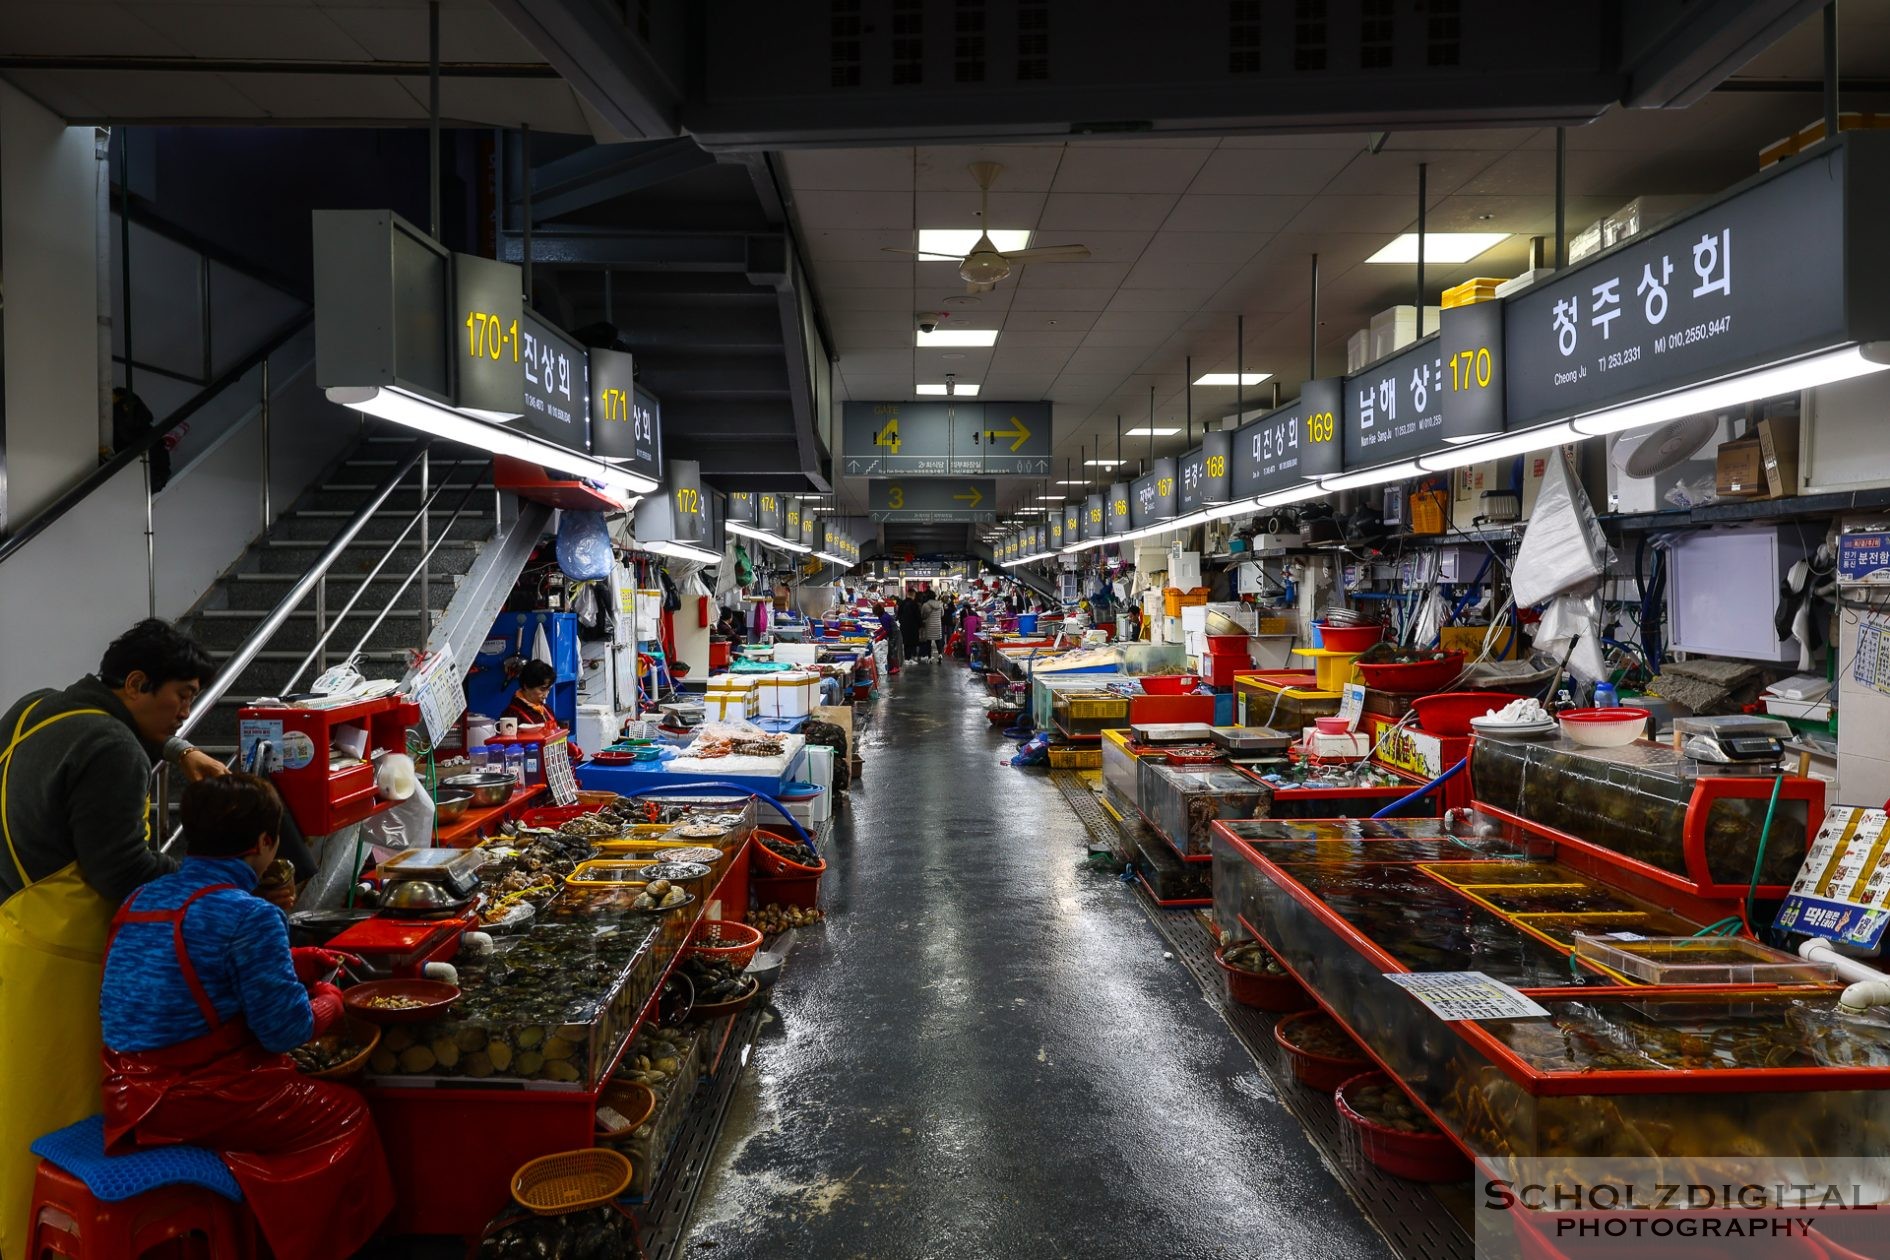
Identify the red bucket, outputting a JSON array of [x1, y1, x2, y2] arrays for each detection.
[[1354, 651, 1466, 694], [1334, 1072, 1471, 1182], [1273, 1010, 1371, 1092], [1215, 949, 1315, 1012], [1314, 622, 1383, 653], [752, 829, 827, 878], [1409, 690, 1524, 737]]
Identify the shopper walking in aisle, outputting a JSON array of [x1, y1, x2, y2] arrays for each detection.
[[875, 600, 902, 673], [919, 590, 944, 662], [0, 619, 226, 1258], [896, 593, 921, 663]]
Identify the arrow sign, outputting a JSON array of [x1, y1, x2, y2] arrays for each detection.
[[982, 412, 1032, 453], [868, 478, 997, 523]]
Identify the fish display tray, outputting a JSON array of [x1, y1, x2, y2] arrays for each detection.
[[1138, 760, 1268, 858]]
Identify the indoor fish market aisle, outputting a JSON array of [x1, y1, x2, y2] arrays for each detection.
[[680, 662, 1393, 1260]]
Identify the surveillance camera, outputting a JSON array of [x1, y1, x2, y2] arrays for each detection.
[[918, 318, 939, 334]]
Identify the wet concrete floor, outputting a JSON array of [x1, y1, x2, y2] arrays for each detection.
[[681, 658, 1395, 1260]]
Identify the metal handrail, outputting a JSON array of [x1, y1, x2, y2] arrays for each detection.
[[0, 309, 314, 568], [174, 437, 431, 742], [280, 457, 492, 693]]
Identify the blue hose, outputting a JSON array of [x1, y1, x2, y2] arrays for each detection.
[[1369, 756, 1468, 819], [624, 780, 817, 852]]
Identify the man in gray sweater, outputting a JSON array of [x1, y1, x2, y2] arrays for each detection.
[[0, 618, 224, 1257]]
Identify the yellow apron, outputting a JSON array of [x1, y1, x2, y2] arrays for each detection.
[[0, 700, 124, 1260]]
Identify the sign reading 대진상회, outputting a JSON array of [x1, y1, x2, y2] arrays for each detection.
[[1232, 378, 1343, 499]]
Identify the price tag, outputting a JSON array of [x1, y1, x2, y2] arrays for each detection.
[[1338, 682, 1367, 731], [1383, 971, 1550, 1022]]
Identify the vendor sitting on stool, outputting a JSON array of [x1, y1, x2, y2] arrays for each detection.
[[99, 774, 394, 1260], [503, 659, 559, 729]]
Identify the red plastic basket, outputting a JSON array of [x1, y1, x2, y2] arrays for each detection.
[[687, 918, 764, 969], [1408, 690, 1524, 737], [1137, 674, 1202, 695], [1273, 1011, 1371, 1092], [1214, 949, 1315, 1012], [1333, 1072, 1470, 1182], [752, 830, 827, 878], [1354, 652, 1465, 694]]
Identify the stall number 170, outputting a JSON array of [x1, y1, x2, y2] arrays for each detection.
[[466, 312, 517, 360], [1449, 347, 1493, 391]]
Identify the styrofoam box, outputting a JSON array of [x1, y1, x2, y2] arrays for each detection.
[[773, 643, 819, 667], [704, 690, 755, 722], [575, 704, 621, 752], [754, 671, 819, 718], [804, 744, 835, 793], [1347, 329, 1372, 372]]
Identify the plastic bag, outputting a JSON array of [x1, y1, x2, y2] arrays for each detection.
[[556, 509, 614, 581], [1513, 448, 1612, 606], [374, 752, 419, 802], [361, 787, 435, 852]]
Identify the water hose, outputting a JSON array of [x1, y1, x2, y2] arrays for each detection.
[[626, 780, 817, 852], [1369, 756, 1467, 819]]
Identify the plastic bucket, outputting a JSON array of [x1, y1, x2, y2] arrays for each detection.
[[1016, 613, 1039, 634], [1333, 1072, 1471, 1182], [1273, 1011, 1371, 1092], [1215, 949, 1314, 1012]]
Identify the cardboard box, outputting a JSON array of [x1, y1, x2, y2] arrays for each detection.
[[1715, 438, 1766, 499], [1757, 415, 1801, 499]]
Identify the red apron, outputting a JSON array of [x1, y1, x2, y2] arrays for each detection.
[[100, 885, 394, 1260]]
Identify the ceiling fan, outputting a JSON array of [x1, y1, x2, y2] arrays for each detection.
[[882, 160, 1091, 293]]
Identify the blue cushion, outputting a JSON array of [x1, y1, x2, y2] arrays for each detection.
[[30, 1117, 243, 1203]]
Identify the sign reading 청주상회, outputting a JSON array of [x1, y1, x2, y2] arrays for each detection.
[[1232, 379, 1343, 499], [840, 401, 1052, 476], [1503, 140, 1857, 432]]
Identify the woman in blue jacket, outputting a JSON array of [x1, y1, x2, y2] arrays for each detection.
[[99, 774, 393, 1260]]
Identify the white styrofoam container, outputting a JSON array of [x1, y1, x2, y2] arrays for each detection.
[[575, 704, 621, 753], [783, 786, 830, 828], [754, 670, 820, 718], [704, 688, 756, 722], [774, 643, 819, 667]]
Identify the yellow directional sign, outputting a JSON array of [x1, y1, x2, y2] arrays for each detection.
[[982, 412, 1032, 453], [953, 485, 984, 508]]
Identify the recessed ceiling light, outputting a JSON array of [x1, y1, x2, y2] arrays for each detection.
[[917, 329, 999, 347], [1365, 232, 1509, 264], [915, 382, 981, 396], [918, 228, 1031, 256], [1085, 459, 1125, 467], [1124, 427, 1181, 437], [1193, 373, 1271, 387], [1055, 479, 1087, 485], [1036, 494, 1065, 501]]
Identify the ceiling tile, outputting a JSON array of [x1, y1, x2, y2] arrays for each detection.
[[1049, 145, 1212, 194], [319, 1, 541, 61], [121, 3, 370, 58], [816, 260, 918, 289], [1121, 258, 1240, 290], [803, 228, 920, 262], [790, 189, 913, 230], [1040, 230, 1154, 263], [992, 328, 1089, 349], [1317, 150, 1503, 198], [1091, 310, 1187, 335], [1191, 148, 1357, 195], [836, 349, 916, 374], [1037, 193, 1180, 232], [1279, 195, 1429, 235], [912, 190, 1047, 230], [0, 3, 188, 55], [1015, 261, 1133, 289], [781, 147, 914, 191], [1163, 194, 1311, 233], [1008, 288, 1113, 312], [1137, 231, 1271, 266], [916, 145, 1066, 191], [1103, 287, 1217, 313], [822, 287, 924, 313]]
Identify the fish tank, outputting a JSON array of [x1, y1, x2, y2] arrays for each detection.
[[1469, 735, 1811, 892], [1139, 761, 1267, 857], [362, 895, 690, 1091], [1125, 813, 1211, 903]]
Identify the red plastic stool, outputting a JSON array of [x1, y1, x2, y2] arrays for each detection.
[[30, 1162, 257, 1260]]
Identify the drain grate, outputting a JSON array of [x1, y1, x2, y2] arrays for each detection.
[[1051, 769, 1120, 850], [1132, 896, 1474, 1260]]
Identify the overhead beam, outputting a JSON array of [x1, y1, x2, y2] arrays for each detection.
[[524, 137, 717, 220], [0, 55, 561, 77], [1622, 0, 1825, 108], [487, 0, 682, 140], [498, 227, 785, 272]]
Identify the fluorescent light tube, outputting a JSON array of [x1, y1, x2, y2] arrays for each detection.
[[916, 382, 981, 396], [1419, 421, 1580, 471], [1055, 479, 1087, 485], [814, 550, 852, 565], [327, 385, 659, 496], [1193, 373, 1271, 387], [1085, 459, 1125, 467], [639, 539, 722, 565], [1258, 483, 1330, 508], [916, 329, 999, 348], [1568, 345, 1888, 437], [1036, 494, 1065, 501], [918, 228, 1031, 255], [1124, 427, 1181, 437], [1365, 232, 1509, 264], [1320, 460, 1423, 491]]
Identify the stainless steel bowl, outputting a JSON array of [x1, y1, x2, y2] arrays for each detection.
[[433, 789, 474, 823], [441, 772, 514, 808]]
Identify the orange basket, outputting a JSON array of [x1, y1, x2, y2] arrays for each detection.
[[511, 1148, 633, 1215], [687, 918, 764, 969], [752, 830, 827, 878], [1409, 489, 1447, 535], [1162, 587, 1211, 617]]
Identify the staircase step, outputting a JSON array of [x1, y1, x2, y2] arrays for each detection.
[[190, 651, 410, 748], [221, 572, 458, 613], [185, 608, 441, 655], [257, 539, 483, 576], [298, 480, 491, 514], [271, 510, 494, 544]]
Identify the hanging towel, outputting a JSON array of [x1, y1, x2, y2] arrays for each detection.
[[531, 618, 553, 667]]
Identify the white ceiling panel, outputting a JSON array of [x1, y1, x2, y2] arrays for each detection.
[[1061, 346, 1143, 373], [992, 328, 1089, 349], [912, 190, 1048, 230], [1039, 230, 1156, 263], [1008, 288, 1114, 312], [1163, 194, 1312, 233], [1049, 145, 1212, 194], [781, 147, 916, 192], [1014, 261, 1134, 289], [803, 229, 923, 262], [836, 349, 918, 374], [236, 72, 427, 120], [821, 287, 925, 313], [1036, 193, 1181, 232], [1121, 258, 1246, 290], [1136, 231, 1271, 266], [1190, 148, 1357, 195], [1104, 287, 1218, 313], [815, 260, 919, 289], [791, 189, 914, 231], [1090, 310, 1188, 335], [321, 0, 540, 61], [1279, 195, 1429, 235], [916, 145, 1066, 191], [1317, 150, 1504, 198]]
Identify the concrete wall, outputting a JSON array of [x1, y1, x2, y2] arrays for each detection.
[[2, 81, 105, 526]]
